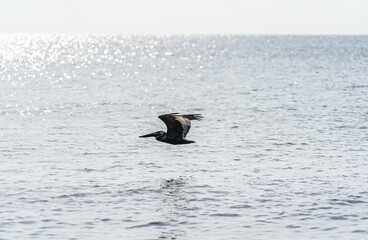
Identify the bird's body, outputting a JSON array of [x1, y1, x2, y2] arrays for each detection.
[[139, 113, 203, 145]]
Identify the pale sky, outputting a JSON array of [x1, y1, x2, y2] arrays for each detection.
[[0, 0, 367, 34]]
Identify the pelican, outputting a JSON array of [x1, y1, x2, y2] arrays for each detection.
[[139, 113, 203, 145]]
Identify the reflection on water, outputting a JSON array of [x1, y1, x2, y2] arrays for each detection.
[[159, 177, 188, 239]]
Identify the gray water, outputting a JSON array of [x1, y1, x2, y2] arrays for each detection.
[[1, 35, 368, 239]]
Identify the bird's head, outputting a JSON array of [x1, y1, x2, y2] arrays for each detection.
[[139, 131, 165, 139]]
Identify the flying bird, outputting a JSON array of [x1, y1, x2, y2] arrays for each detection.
[[139, 113, 203, 145]]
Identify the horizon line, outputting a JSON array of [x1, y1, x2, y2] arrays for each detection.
[[1, 32, 368, 36]]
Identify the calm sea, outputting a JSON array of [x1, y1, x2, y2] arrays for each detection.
[[1, 35, 367, 239]]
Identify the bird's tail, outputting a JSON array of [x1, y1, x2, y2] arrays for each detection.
[[184, 114, 203, 121]]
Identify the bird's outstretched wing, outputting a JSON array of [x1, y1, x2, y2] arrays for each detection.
[[158, 113, 203, 139]]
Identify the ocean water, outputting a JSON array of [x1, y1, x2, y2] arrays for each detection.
[[1, 35, 367, 239]]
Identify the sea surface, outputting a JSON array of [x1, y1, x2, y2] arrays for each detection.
[[1, 35, 368, 240]]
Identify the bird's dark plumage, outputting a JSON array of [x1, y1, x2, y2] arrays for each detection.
[[139, 113, 203, 145]]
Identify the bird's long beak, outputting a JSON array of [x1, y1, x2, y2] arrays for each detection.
[[139, 132, 156, 138]]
